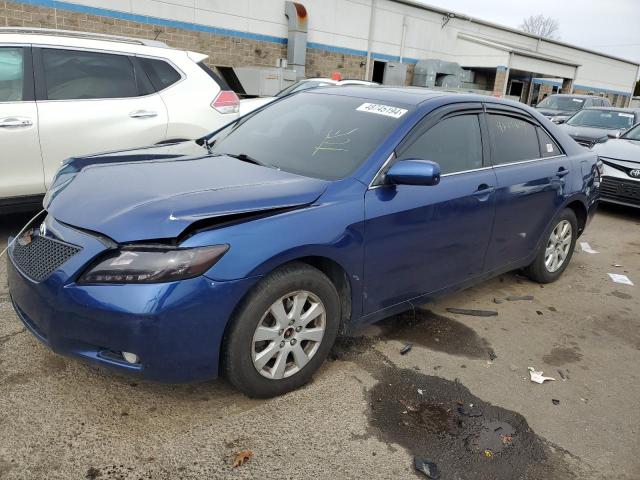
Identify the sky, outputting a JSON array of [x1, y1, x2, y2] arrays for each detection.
[[417, 0, 640, 68]]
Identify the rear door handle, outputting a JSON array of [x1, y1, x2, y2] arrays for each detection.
[[129, 110, 158, 119], [0, 117, 33, 128], [556, 167, 570, 178], [473, 184, 495, 197]]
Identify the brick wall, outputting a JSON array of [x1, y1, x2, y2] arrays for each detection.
[[492, 69, 507, 97], [306, 48, 366, 80], [1, 0, 416, 85], [0, 1, 287, 70]]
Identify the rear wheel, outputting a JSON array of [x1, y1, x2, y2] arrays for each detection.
[[525, 208, 577, 283], [223, 262, 340, 398]]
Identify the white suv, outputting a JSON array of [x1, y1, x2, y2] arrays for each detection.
[[0, 28, 240, 210]]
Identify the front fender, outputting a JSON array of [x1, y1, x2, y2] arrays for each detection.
[[178, 177, 367, 309]]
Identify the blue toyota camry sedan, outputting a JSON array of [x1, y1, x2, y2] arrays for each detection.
[[8, 86, 600, 397]]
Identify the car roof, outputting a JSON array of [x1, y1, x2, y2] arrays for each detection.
[[0, 27, 204, 61], [308, 85, 452, 106]]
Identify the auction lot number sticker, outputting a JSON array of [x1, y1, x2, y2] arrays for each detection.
[[357, 103, 408, 119]]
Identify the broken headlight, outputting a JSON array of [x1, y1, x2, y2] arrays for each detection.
[[78, 245, 229, 284]]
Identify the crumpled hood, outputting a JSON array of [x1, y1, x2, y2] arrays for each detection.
[[46, 142, 328, 243], [593, 138, 640, 164]]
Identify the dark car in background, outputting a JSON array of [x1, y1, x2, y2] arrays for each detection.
[[559, 107, 640, 148], [593, 123, 640, 208], [536, 94, 611, 124]]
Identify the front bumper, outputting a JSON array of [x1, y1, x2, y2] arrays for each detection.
[[600, 163, 640, 208], [7, 217, 258, 382]]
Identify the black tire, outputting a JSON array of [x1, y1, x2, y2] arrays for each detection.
[[222, 262, 341, 398], [525, 208, 578, 284]]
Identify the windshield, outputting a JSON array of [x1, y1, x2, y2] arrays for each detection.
[[275, 80, 335, 97], [622, 124, 640, 140], [208, 92, 412, 180], [537, 96, 585, 112], [567, 109, 637, 130]]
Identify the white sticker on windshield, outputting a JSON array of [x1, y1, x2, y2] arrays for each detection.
[[572, 98, 583, 102], [619, 113, 634, 118], [356, 103, 408, 119], [546, 143, 554, 153]]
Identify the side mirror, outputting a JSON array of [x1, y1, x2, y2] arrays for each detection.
[[386, 159, 441, 186], [607, 131, 621, 139]]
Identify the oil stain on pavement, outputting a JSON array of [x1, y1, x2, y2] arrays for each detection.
[[332, 311, 584, 479], [378, 309, 496, 360], [542, 346, 583, 366], [364, 359, 581, 479]]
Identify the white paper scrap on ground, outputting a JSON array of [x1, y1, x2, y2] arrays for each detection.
[[528, 367, 555, 384], [580, 242, 599, 254], [608, 273, 634, 286]]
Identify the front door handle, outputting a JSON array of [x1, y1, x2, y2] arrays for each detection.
[[556, 167, 570, 178], [129, 110, 158, 119], [0, 117, 33, 128], [473, 184, 495, 197]]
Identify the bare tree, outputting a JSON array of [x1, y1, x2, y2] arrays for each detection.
[[519, 14, 560, 39]]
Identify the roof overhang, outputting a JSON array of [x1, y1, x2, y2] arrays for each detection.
[[390, 0, 639, 67], [457, 34, 580, 79]]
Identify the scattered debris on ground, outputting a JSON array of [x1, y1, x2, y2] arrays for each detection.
[[400, 343, 413, 355], [505, 295, 534, 301], [414, 457, 440, 479], [445, 308, 498, 317], [232, 450, 253, 468], [580, 242, 599, 254], [607, 273, 634, 286], [358, 348, 579, 479], [528, 367, 555, 384]]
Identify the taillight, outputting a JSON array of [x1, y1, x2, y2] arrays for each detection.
[[212, 90, 240, 114]]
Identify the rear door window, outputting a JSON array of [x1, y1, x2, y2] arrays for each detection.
[[139, 57, 181, 91], [486, 114, 541, 165], [397, 114, 483, 174], [0, 47, 24, 102], [41, 48, 138, 100], [537, 128, 562, 157]]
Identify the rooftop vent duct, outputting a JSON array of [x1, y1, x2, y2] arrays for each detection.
[[285, 1, 307, 79]]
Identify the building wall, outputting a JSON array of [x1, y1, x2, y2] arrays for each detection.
[[1, 0, 637, 96]]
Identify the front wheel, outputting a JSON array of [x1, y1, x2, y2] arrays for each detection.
[[524, 208, 578, 283], [222, 262, 341, 398]]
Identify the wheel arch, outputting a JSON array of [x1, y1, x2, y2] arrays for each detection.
[[218, 255, 356, 379], [562, 196, 588, 236]]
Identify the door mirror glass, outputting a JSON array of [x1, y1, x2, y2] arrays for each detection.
[[386, 159, 441, 186]]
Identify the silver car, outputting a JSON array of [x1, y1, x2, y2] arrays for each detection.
[[593, 123, 640, 208]]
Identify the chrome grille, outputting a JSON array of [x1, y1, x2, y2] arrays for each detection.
[[11, 234, 81, 282], [600, 177, 640, 205]]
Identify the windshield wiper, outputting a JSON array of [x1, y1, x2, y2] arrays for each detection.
[[211, 152, 272, 168]]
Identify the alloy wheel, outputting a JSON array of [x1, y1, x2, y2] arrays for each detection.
[[544, 219, 573, 273], [251, 290, 326, 380]]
